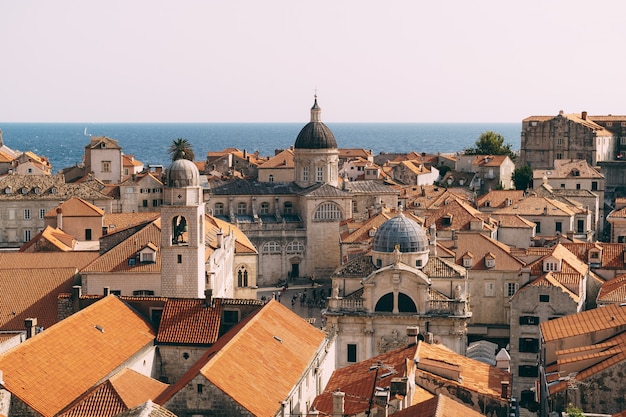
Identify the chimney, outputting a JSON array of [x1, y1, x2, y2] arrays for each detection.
[[72, 285, 82, 312], [204, 289, 214, 308], [56, 206, 63, 229], [406, 326, 420, 345], [25, 317, 37, 339], [332, 391, 345, 416], [581, 111, 587, 120], [217, 228, 224, 248], [103, 287, 110, 296]]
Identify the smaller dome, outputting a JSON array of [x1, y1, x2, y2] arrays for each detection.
[[372, 212, 429, 253], [167, 158, 200, 187]]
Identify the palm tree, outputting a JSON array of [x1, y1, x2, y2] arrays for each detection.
[[168, 138, 195, 161]]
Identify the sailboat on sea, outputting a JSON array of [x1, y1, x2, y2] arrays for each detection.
[[84, 127, 92, 137]]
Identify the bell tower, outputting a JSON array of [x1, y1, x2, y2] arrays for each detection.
[[160, 158, 206, 298]]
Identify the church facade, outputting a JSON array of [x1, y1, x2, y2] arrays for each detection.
[[326, 211, 472, 367], [206, 97, 398, 286]]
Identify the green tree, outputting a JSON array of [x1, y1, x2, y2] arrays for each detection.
[[512, 164, 533, 190], [464, 131, 515, 160], [565, 404, 584, 417], [168, 138, 195, 161]]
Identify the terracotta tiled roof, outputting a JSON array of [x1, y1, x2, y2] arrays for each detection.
[[122, 155, 144, 168], [0, 267, 78, 331], [113, 400, 177, 417], [44, 197, 105, 218], [393, 393, 486, 417], [423, 198, 496, 232], [59, 368, 168, 417], [476, 189, 524, 208], [0, 173, 113, 201], [541, 302, 626, 343], [156, 298, 222, 344], [492, 195, 581, 217], [533, 159, 604, 180], [157, 300, 326, 417], [205, 215, 257, 254], [0, 251, 99, 270], [81, 221, 161, 273], [0, 296, 156, 417], [472, 154, 509, 167], [562, 242, 626, 269], [103, 212, 161, 234], [87, 136, 122, 149], [597, 274, 626, 305], [257, 148, 294, 169], [526, 272, 580, 303], [440, 232, 525, 271], [492, 214, 536, 228], [547, 331, 626, 395], [338, 148, 373, 159], [415, 341, 512, 400], [19, 225, 77, 252], [313, 344, 418, 415]]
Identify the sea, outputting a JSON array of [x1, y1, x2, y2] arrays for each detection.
[[0, 122, 521, 172]]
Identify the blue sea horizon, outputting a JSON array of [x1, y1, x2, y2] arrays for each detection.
[[0, 122, 521, 173]]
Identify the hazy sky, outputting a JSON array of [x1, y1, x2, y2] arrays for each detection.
[[2, 1, 625, 123]]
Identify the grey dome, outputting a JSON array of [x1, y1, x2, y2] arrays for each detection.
[[294, 96, 337, 150], [372, 213, 429, 253], [294, 122, 338, 149], [167, 158, 200, 187]]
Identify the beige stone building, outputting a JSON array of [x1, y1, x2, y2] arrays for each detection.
[[519, 111, 617, 169], [0, 173, 113, 248], [84, 136, 123, 184]]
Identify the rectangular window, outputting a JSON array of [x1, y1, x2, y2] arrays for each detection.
[[177, 254, 182, 264], [24, 230, 31, 242], [557, 138, 562, 146], [539, 294, 550, 303], [303, 166, 309, 181], [519, 338, 540, 353], [347, 344, 357, 363], [197, 384, 203, 394], [102, 161, 111, 173], [591, 181, 598, 191], [556, 153, 562, 159], [535, 221, 541, 233], [485, 282, 495, 297], [316, 167, 323, 182], [85, 229, 92, 240], [39, 208, 46, 219], [555, 221, 562, 233], [519, 365, 539, 378], [9, 209, 15, 220], [576, 183, 581, 190], [621, 136, 626, 145], [142, 200, 148, 207], [507, 282, 518, 297], [152, 199, 159, 207], [24, 209, 31, 220], [560, 183, 565, 188], [577, 219, 584, 233], [519, 316, 540, 325]]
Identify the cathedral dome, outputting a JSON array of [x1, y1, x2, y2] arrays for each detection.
[[294, 96, 338, 150], [372, 212, 429, 253], [167, 158, 200, 187]]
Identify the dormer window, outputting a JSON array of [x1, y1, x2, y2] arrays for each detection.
[[4, 187, 12, 194], [485, 253, 496, 268], [442, 214, 453, 227], [21, 187, 29, 195], [34, 187, 41, 194], [543, 258, 561, 272], [50, 187, 58, 194], [485, 200, 491, 207], [462, 252, 473, 268]]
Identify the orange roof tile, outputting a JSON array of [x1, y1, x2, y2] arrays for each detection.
[[44, 197, 105, 218], [541, 303, 626, 343], [313, 344, 418, 416], [0, 296, 156, 417], [258, 148, 294, 169], [0, 267, 78, 331], [598, 274, 626, 304], [156, 298, 222, 344], [394, 393, 486, 417]]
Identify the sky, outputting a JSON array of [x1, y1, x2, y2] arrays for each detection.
[[2, 1, 626, 123]]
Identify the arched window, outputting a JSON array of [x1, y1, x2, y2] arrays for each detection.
[[283, 201, 293, 215], [237, 266, 249, 287], [398, 293, 417, 312], [214, 202, 224, 216], [260, 202, 270, 215], [237, 202, 247, 215], [314, 202, 342, 221], [172, 215, 188, 244], [374, 293, 394, 312], [286, 240, 305, 253], [262, 241, 281, 254]]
